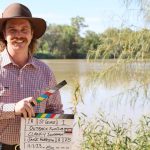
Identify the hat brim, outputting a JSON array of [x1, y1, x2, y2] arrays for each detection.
[[0, 17, 46, 39]]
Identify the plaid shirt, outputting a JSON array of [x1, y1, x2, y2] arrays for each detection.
[[0, 49, 63, 145]]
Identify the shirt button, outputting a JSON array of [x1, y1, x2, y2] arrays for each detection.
[[20, 85, 23, 88]]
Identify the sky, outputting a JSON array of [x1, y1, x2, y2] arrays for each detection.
[[0, 0, 147, 34]]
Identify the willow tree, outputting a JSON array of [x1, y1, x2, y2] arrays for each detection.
[[124, 0, 150, 22], [68, 1, 150, 149]]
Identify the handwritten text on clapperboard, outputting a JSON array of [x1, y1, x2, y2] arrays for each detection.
[[20, 114, 74, 150]]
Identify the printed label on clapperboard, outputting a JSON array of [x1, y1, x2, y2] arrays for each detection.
[[20, 114, 74, 150]]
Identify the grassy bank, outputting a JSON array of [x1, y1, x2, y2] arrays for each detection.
[[77, 113, 150, 150]]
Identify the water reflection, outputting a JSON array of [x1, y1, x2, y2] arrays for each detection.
[[41, 59, 150, 122]]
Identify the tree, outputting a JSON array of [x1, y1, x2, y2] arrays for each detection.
[[123, 0, 150, 23], [71, 16, 88, 34]]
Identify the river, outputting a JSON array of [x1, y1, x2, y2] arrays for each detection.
[[40, 59, 150, 149], [41, 59, 150, 122]]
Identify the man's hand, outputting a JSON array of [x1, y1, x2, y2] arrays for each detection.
[[15, 97, 37, 118]]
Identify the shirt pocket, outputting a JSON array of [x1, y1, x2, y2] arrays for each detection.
[[0, 84, 12, 103], [0, 85, 11, 97]]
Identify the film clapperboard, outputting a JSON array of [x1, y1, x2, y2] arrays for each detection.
[[20, 80, 74, 150]]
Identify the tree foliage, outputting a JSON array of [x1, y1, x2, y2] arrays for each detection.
[[36, 15, 150, 59]]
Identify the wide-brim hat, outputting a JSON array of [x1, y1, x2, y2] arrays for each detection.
[[0, 3, 46, 39]]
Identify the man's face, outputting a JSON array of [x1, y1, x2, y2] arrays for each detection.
[[3, 18, 33, 51]]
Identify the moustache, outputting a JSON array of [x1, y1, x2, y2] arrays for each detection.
[[11, 38, 27, 42]]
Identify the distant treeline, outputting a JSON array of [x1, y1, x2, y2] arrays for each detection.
[[35, 16, 150, 59]]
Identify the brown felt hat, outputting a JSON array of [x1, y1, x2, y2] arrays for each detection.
[[0, 3, 46, 39]]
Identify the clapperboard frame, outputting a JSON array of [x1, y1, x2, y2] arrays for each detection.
[[20, 80, 74, 150], [20, 113, 74, 150]]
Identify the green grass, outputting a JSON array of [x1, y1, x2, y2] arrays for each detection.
[[77, 113, 150, 150]]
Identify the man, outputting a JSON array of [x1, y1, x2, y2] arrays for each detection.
[[0, 3, 63, 150]]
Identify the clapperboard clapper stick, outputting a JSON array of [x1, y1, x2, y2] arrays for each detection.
[[21, 80, 67, 117], [30, 80, 67, 107]]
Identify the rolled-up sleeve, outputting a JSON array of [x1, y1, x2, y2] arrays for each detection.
[[0, 103, 16, 119]]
